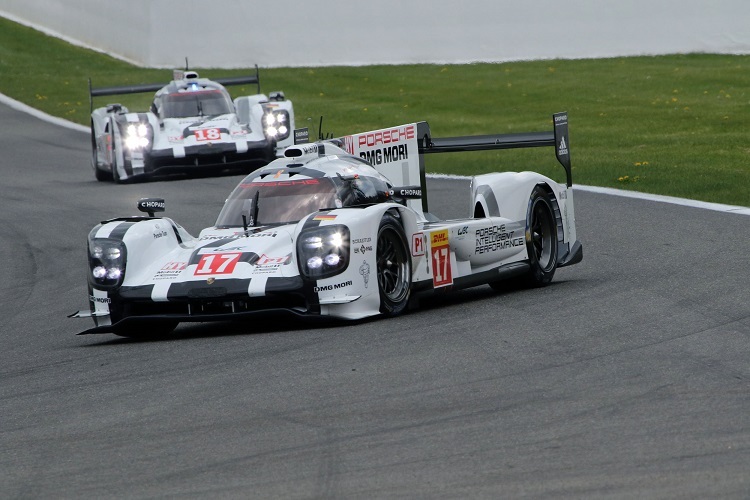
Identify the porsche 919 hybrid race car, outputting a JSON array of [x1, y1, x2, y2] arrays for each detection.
[[89, 68, 295, 182], [71, 113, 582, 337]]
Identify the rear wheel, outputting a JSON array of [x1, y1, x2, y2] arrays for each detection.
[[522, 186, 558, 286], [491, 186, 558, 290], [376, 213, 411, 316]]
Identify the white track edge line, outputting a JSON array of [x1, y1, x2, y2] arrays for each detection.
[[2, 92, 747, 216]]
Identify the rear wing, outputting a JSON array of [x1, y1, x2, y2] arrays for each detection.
[[88, 66, 261, 112], [340, 112, 572, 217], [419, 112, 572, 188]]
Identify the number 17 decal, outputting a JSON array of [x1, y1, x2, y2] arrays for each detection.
[[430, 230, 453, 288], [194, 252, 242, 275]]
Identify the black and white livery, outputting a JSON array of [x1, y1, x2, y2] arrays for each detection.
[[72, 113, 582, 336], [89, 68, 295, 182]]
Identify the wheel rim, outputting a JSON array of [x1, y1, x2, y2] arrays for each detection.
[[530, 199, 555, 271], [377, 227, 409, 302]]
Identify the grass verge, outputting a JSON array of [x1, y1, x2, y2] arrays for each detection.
[[0, 16, 748, 206]]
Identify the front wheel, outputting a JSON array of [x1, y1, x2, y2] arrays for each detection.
[[376, 213, 411, 316], [92, 127, 111, 182]]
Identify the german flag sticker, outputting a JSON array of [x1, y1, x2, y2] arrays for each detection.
[[313, 214, 337, 221]]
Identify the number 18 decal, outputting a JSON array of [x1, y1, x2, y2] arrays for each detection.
[[430, 230, 453, 288], [194, 252, 242, 275], [194, 128, 221, 141]]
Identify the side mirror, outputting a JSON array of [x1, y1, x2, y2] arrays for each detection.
[[137, 198, 165, 217]]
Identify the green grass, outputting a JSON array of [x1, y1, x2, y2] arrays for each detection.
[[1, 16, 748, 206]]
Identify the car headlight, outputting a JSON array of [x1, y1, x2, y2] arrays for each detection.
[[263, 109, 290, 140], [297, 224, 349, 279], [124, 121, 152, 150], [88, 236, 126, 288]]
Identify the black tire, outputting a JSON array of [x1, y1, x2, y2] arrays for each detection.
[[91, 127, 111, 182], [94, 164, 111, 182], [522, 186, 558, 286], [490, 186, 558, 291], [376, 213, 411, 316]]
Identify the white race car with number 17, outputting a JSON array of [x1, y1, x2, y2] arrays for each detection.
[[71, 113, 582, 337]]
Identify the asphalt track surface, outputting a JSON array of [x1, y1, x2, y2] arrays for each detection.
[[1, 102, 748, 499]]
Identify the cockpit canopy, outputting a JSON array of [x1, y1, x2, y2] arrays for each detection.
[[154, 89, 234, 119], [215, 167, 394, 228]]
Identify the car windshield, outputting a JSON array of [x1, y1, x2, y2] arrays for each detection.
[[215, 178, 340, 227], [161, 90, 233, 118]]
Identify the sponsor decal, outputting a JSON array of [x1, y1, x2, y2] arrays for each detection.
[[248, 231, 278, 238], [359, 144, 409, 166], [314, 280, 353, 293], [138, 200, 165, 210], [431, 230, 449, 246], [357, 125, 415, 148], [412, 233, 425, 257], [353, 237, 373, 255], [294, 128, 309, 144], [194, 252, 242, 275], [396, 187, 421, 197], [251, 253, 292, 275], [153, 230, 168, 239], [354, 244, 373, 255], [558, 136, 568, 156], [297, 143, 320, 155], [456, 226, 469, 240], [207, 246, 245, 252], [199, 234, 242, 241], [257, 254, 291, 265], [154, 261, 187, 280], [89, 295, 111, 304], [359, 261, 370, 288], [198, 230, 277, 241], [475, 225, 524, 254], [313, 214, 337, 221], [430, 230, 452, 288]]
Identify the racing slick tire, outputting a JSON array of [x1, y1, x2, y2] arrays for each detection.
[[376, 213, 411, 316], [521, 186, 558, 286], [92, 126, 111, 182], [491, 186, 558, 290]]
